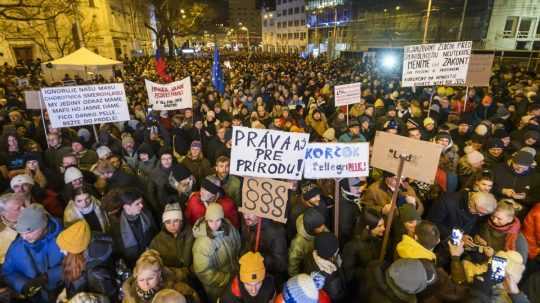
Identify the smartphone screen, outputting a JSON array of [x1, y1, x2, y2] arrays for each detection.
[[450, 228, 463, 246], [490, 256, 507, 283]]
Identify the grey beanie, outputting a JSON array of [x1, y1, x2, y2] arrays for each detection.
[[387, 258, 436, 294], [15, 206, 48, 233]]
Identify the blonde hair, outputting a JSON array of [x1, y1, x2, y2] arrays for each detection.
[[134, 249, 163, 278], [495, 199, 522, 217], [151, 289, 186, 303]]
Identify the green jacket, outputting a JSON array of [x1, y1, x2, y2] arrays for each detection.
[[192, 217, 241, 302], [288, 214, 326, 277], [149, 223, 194, 281], [221, 175, 242, 207]]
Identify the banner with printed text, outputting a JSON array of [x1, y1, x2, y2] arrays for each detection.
[[334, 82, 362, 106], [304, 142, 370, 179], [230, 126, 310, 180], [401, 41, 472, 87], [145, 77, 192, 110], [41, 83, 130, 128]]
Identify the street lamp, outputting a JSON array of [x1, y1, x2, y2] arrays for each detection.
[[240, 26, 250, 54]]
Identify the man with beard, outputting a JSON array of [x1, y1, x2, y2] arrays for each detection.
[[166, 164, 196, 208], [213, 156, 242, 207]]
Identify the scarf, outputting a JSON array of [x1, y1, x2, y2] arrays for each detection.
[[135, 285, 158, 302], [120, 210, 153, 249], [312, 250, 338, 275], [488, 217, 521, 251]]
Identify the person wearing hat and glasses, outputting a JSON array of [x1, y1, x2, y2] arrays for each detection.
[[220, 252, 276, 303], [2, 206, 64, 302]]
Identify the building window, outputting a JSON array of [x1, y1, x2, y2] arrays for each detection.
[[277, 0, 281, 4], [294, 32, 299, 39], [518, 17, 535, 38], [294, 20, 299, 26], [503, 16, 519, 38], [283, 22, 287, 28], [89, 0, 95, 7], [288, 8, 293, 15], [294, 7, 300, 14], [277, 22, 281, 28], [288, 33, 293, 39], [283, 9, 287, 16], [301, 6, 305, 13], [288, 20, 293, 26]]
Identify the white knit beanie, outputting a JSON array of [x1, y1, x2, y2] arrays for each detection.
[[10, 174, 34, 189], [162, 203, 183, 223], [64, 167, 83, 184]]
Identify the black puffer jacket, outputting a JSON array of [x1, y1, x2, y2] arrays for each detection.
[[66, 233, 117, 299]]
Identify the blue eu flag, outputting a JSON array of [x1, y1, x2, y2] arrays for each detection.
[[212, 46, 225, 95]]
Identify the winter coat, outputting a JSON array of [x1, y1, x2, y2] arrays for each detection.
[[363, 260, 416, 303], [220, 275, 276, 303], [149, 223, 194, 280], [288, 214, 328, 277], [220, 175, 242, 207], [305, 251, 347, 302], [2, 217, 64, 301], [77, 149, 98, 171], [63, 196, 110, 233], [65, 233, 116, 299], [147, 165, 173, 212], [492, 161, 539, 208], [363, 180, 424, 217], [477, 222, 529, 262], [240, 219, 288, 276], [338, 131, 366, 143], [181, 153, 213, 189], [523, 203, 540, 259], [185, 192, 240, 228], [110, 209, 158, 266], [192, 217, 241, 302], [427, 190, 478, 240], [0, 218, 17, 264], [395, 235, 437, 262], [136, 157, 158, 177], [122, 267, 200, 303], [342, 229, 382, 286], [205, 137, 229, 166]]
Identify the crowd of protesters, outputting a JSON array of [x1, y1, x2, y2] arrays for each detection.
[[0, 50, 539, 303]]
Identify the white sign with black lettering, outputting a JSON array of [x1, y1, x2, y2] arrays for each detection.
[[304, 143, 370, 179], [401, 41, 472, 87], [334, 82, 362, 106], [24, 91, 45, 110], [41, 83, 130, 128], [230, 126, 310, 180], [240, 177, 290, 223]]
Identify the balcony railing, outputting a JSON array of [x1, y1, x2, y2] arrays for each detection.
[[517, 31, 530, 39], [502, 30, 515, 38]]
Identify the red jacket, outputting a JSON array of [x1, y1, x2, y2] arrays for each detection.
[[185, 192, 240, 228], [523, 203, 540, 259]]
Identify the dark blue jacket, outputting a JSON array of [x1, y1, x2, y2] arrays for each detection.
[[2, 217, 64, 301]]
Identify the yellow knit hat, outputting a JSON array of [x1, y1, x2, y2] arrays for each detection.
[[239, 252, 266, 283], [56, 220, 91, 254]]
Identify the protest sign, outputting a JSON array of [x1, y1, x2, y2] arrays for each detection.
[[304, 143, 369, 179], [240, 177, 290, 223], [371, 131, 443, 184], [466, 54, 494, 87], [401, 41, 472, 87], [17, 78, 29, 87], [230, 126, 310, 180], [334, 82, 362, 106], [62, 80, 78, 86], [41, 83, 130, 128], [24, 90, 45, 109], [145, 77, 192, 110]]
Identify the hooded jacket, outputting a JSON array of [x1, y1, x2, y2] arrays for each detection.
[[288, 214, 329, 277], [395, 235, 437, 262], [149, 222, 194, 280], [3, 217, 64, 301], [192, 217, 241, 302]]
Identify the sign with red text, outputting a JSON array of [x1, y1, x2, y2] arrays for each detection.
[[41, 83, 130, 128], [304, 143, 370, 179], [402, 41, 472, 87], [145, 76, 192, 110], [240, 177, 290, 223]]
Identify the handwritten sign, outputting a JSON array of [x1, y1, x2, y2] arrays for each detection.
[[304, 143, 370, 179], [401, 41, 472, 87], [145, 77, 192, 110], [334, 82, 362, 106], [466, 54, 494, 87], [371, 131, 443, 184], [41, 83, 130, 128], [240, 177, 289, 223], [230, 126, 310, 180]]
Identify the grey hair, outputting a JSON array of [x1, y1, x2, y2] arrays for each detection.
[[471, 192, 497, 214], [0, 193, 24, 213]]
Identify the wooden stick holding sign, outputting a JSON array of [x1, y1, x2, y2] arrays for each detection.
[[371, 131, 443, 261], [334, 179, 340, 238]]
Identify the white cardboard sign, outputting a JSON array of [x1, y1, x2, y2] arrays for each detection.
[[24, 90, 45, 110], [230, 126, 310, 180], [304, 143, 370, 179], [240, 177, 290, 223], [145, 77, 192, 110], [41, 83, 130, 128], [401, 41, 472, 87], [334, 82, 362, 106]]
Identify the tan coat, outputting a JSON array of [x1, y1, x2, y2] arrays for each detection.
[[362, 180, 424, 216]]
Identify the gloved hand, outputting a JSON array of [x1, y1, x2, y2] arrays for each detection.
[[21, 274, 47, 297]]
